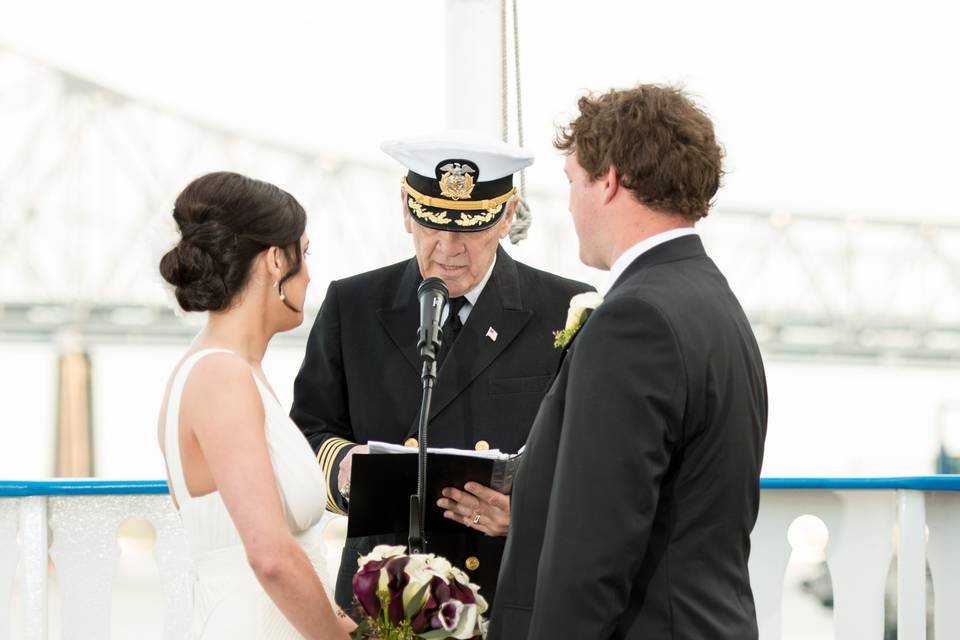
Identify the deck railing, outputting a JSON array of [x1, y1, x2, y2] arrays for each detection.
[[1, 477, 959, 639]]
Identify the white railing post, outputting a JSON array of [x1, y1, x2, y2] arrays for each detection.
[[142, 495, 194, 640], [0, 499, 20, 640], [19, 496, 47, 640], [827, 491, 896, 640], [897, 490, 926, 640], [748, 491, 803, 640], [927, 490, 960, 640]]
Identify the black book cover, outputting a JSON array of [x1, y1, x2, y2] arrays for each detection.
[[345, 452, 521, 538]]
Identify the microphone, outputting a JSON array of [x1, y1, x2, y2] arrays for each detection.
[[417, 277, 449, 362]]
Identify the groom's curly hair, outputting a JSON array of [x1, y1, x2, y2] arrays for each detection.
[[555, 84, 724, 222]]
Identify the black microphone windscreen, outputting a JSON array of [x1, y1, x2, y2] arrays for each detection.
[[417, 277, 449, 362], [418, 277, 449, 299]]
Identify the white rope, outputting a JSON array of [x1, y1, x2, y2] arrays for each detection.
[[500, 0, 509, 144], [506, 0, 531, 244]]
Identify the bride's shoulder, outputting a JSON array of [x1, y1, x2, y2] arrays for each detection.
[[180, 351, 261, 423]]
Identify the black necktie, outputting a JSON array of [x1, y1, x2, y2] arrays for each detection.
[[437, 297, 466, 368]]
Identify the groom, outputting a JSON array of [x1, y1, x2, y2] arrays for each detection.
[[489, 85, 768, 639]]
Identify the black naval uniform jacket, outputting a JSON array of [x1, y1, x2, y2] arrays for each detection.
[[290, 246, 592, 612], [489, 235, 768, 640]]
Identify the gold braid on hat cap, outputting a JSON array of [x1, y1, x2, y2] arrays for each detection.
[[402, 178, 516, 211]]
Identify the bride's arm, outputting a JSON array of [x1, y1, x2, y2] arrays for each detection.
[[183, 353, 351, 639]]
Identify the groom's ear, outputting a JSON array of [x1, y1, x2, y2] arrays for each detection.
[[601, 165, 619, 205]]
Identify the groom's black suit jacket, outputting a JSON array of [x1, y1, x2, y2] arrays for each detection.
[[489, 235, 767, 639], [291, 246, 592, 612]]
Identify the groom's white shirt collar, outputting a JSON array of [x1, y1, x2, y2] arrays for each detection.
[[602, 228, 698, 295]]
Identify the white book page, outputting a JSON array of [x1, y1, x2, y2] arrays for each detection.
[[367, 440, 512, 460]]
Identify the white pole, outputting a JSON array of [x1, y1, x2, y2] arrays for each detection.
[[20, 496, 48, 640], [445, 0, 502, 136], [897, 490, 926, 640]]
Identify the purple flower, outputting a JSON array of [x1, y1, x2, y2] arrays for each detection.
[[352, 557, 387, 618], [382, 555, 411, 624], [410, 575, 448, 633], [352, 546, 489, 638], [352, 544, 408, 619], [437, 600, 464, 631], [448, 578, 476, 606]]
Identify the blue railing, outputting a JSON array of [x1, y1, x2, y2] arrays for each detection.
[[0, 479, 169, 496], [2, 476, 960, 497], [760, 475, 960, 491]]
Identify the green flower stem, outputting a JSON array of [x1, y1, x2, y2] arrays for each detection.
[[553, 310, 587, 349], [552, 327, 577, 349]]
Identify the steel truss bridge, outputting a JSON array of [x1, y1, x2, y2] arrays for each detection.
[[2, 47, 959, 365]]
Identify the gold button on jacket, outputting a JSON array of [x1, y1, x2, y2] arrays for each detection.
[[474, 440, 490, 451], [465, 556, 480, 571], [404, 437, 418, 448]]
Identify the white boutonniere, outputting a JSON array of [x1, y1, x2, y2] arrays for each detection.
[[553, 291, 604, 349]]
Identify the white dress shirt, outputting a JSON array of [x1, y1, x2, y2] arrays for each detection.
[[602, 228, 698, 295], [440, 254, 497, 324]]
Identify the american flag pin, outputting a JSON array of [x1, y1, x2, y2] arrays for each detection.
[[486, 327, 498, 342]]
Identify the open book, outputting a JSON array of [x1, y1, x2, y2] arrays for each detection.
[[345, 441, 523, 537]]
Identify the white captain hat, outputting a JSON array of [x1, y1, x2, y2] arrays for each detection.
[[381, 130, 534, 232]]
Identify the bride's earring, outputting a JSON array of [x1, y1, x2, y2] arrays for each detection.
[[278, 283, 286, 302]]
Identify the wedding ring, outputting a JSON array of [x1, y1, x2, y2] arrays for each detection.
[[472, 513, 482, 525], [340, 482, 351, 499]]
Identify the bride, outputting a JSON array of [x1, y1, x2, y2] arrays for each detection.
[[156, 172, 354, 638]]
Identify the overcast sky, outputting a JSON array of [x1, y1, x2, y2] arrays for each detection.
[[2, 0, 958, 220]]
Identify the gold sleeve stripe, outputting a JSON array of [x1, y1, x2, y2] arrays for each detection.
[[317, 437, 353, 515]]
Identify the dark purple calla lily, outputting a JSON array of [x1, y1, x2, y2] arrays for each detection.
[[448, 578, 477, 606], [352, 558, 388, 618], [411, 575, 448, 632], [382, 556, 411, 624]]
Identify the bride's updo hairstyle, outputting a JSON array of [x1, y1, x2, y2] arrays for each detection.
[[160, 171, 306, 312]]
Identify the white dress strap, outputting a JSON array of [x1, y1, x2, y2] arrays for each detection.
[[164, 348, 234, 505]]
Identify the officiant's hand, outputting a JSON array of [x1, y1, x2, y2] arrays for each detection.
[[438, 482, 511, 537], [337, 444, 368, 501]]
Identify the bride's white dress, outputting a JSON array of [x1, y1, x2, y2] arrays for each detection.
[[163, 349, 335, 638]]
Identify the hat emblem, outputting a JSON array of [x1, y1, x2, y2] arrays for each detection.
[[438, 162, 477, 200]]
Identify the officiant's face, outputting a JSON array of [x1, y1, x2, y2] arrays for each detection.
[[402, 191, 515, 298]]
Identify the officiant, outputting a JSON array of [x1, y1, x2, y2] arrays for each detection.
[[290, 131, 592, 612]]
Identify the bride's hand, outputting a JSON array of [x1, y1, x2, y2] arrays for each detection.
[[337, 444, 368, 501]]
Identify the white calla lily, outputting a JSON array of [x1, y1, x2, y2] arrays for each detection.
[[565, 291, 604, 329], [358, 544, 407, 567], [448, 602, 482, 639], [555, 291, 604, 348]]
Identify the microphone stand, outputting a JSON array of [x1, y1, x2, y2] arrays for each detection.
[[408, 354, 437, 554], [409, 279, 446, 554]]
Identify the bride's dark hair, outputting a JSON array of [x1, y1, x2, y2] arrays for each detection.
[[159, 171, 306, 312]]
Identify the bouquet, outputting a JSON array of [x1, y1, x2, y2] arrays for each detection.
[[350, 545, 488, 640]]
